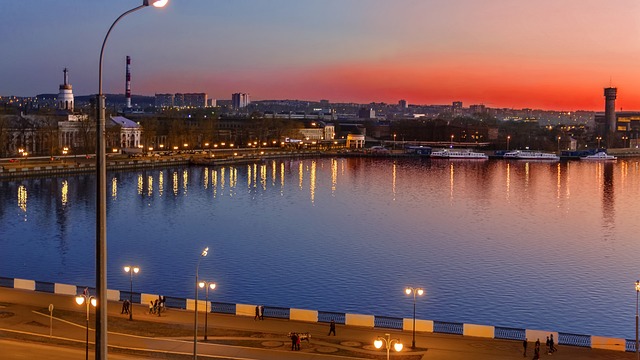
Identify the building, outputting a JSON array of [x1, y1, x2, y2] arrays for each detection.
[[232, 93, 251, 109], [594, 87, 640, 147], [109, 116, 141, 151], [358, 107, 375, 119], [398, 99, 408, 109], [155, 94, 174, 108], [57, 68, 74, 112]]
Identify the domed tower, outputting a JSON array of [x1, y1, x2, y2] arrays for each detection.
[[57, 68, 74, 112]]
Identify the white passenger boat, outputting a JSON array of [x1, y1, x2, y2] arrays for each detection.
[[503, 150, 560, 161], [430, 149, 488, 159], [580, 151, 617, 161]]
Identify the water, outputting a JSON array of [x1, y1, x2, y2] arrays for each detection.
[[1, 157, 639, 339]]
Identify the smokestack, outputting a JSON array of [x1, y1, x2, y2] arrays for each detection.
[[126, 56, 131, 109]]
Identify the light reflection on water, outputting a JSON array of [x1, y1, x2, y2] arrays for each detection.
[[1, 157, 640, 339]]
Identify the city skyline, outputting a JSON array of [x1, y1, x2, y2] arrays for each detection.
[[2, 0, 640, 111]]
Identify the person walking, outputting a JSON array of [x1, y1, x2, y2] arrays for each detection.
[[534, 338, 540, 360], [121, 300, 127, 314], [254, 305, 260, 321], [149, 301, 154, 314], [545, 336, 550, 355], [522, 338, 527, 357], [296, 333, 301, 350], [260, 305, 265, 320], [550, 334, 557, 353], [328, 320, 336, 336], [290, 333, 297, 350]]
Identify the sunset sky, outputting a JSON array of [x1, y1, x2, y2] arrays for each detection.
[[2, 0, 640, 110]]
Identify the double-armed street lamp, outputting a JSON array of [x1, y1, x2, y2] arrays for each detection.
[[374, 333, 403, 360], [596, 136, 602, 149], [198, 280, 216, 341], [95, 1, 167, 358], [75, 293, 97, 360], [123, 266, 140, 320], [405, 287, 424, 349], [194, 247, 209, 359]]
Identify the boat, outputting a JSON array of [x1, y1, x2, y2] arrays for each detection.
[[503, 150, 560, 161], [580, 151, 617, 161], [430, 149, 488, 159]]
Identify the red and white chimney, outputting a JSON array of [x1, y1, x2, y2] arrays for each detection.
[[125, 56, 132, 109]]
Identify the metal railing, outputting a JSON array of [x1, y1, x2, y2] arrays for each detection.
[[434, 320, 463, 335], [558, 332, 591, 348], [318, 311, 345, 324], [374, 316, 403, 329], [494, 326, 525, 341], [211, 301, 236, 314]]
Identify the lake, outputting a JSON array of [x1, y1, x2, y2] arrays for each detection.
[[1, 157, 639, 339]]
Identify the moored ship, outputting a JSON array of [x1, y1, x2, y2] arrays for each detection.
[[430, 149, 488, 159], [503, 150, 560, 161]]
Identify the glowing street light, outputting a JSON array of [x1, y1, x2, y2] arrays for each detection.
[[198, 280, 216, 341], [507, 135, 511, 150], [596, 136, 602, 149], [636, 280, 640, 359], [123, 266, 140, 321], [75, 293, 97, 360], [194, 247, 209, 359], [374, 333, 403, 360], [405, 287, 424, 348], [95, 1, 167, 357]]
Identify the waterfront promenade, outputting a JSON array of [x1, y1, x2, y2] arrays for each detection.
[[0, 287, 634, 360]]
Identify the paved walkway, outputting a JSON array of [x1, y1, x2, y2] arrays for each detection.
[[0, 287, 633, 359]]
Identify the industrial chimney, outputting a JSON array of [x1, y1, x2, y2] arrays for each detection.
[[125, 56, 132, 109]]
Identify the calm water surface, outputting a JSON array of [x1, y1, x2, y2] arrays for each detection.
[[1, 157, 640, 339]]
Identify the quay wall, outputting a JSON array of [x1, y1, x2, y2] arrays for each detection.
[[0, 275, 631, 352]]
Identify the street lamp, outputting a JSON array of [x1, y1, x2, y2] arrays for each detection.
[[96, 1, 167, 358], [393, 133, 397, 150], [194, 247, 209, 359], [405, 287, 424, 349], [596, 136, 602, 149], [198, 280, 216, 341], [557, 136, 561, 153], [123, 266, 140, 321], [636, 280, 640, 359], [374, 333, 403, 360], [450, 134, 454, 148], [507, 135, 511, 150], [75, 293, 97, 360]]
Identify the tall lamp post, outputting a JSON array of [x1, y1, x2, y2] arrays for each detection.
[[636, 280, 640, 360], [95, 1, 167, 358], [507, 135, 511, 150], [198, 280, 216, 341], [405, 287, 424, 349], [374, 333, 403, 360], [123, 266, 140, 321], [194, 247, 209, 359], [75, 293, 97, 360]]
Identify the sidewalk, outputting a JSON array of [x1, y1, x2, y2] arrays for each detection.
[[0, 287, 634, 359]]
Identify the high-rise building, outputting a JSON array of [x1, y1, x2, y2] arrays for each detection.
[[182, 93, 207, 108], [57, 68, 74, 112], [155, 93, 174, 108], [398, 99, 408, 109], [232, 93, 251, 109], [125, 56, 132, 109]]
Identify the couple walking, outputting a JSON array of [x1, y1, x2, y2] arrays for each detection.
[[254, 305, 264, 320]]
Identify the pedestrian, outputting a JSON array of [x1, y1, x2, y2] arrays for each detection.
[[149, 301, 154, 314], [153, 299, 159, 314], [254, 305, 260, 321], [290, 333, 297, 350], [121, 300, 127, 314], [522, 338, 527, 357], [550, 334, 556, 353], [533, 345, 540, 360], [125, 299, 131, 314], [328, 319, 336, 336], [545, 336, 550, 355], [296, 333, 301, 350], [260, 305, 265, 320]]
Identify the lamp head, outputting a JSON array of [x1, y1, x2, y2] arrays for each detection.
[[133, 266, 140, 274], [417, 288, 424, 296], [636, 280, 640, 292], [143, 0, 168, 7], [75, 296, 85, 305], [405, 288, 411, 295], [124, 266, 130, 273], [374, 339, 383, 349], [394, 342, 403, 352], [210, 283, 216, 290], [201, 247, 209, 257], [90, 297, 97, 307]]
